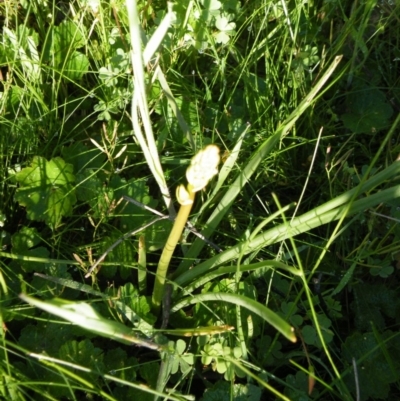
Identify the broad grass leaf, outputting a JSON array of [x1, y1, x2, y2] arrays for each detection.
[[19, 294, 162, 350]]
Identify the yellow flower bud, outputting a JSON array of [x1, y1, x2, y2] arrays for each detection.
[[176, 184, 193, 205], [186, 145, 220, 192]]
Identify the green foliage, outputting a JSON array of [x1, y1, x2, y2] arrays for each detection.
[[14, 157, 76, 229], [167, 339, 195, 375], [118, 282, 157, 329], [201, 340, 245, 380], [173, 0, 240, 50], [342, 84, 394, 134], [284, 371, 312, 401], [44, 20, 89, 80], [59, 338, 105, 379], [342, 331, 400, 401], [1, 0, 400, 399], [10, 226, 50, 273], [201, 381, 262, 401], [351, 284, 400, 332]]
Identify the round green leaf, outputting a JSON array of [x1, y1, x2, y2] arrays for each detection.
[[15, 157, 76, 229]]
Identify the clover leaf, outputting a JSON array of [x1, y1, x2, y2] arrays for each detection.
[[214, 15, 236, 44], [201, 0, 221, 14], [15, 156, 76, 229]]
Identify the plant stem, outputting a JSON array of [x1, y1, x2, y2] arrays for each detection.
[[152, 189, 195, 315]]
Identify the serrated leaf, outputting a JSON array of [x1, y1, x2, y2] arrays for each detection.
[[99, 232, 136, 278], [118, 282, 156, 334], [62, 142, 106, 173], [63, 51, 89, 80], [46, 20, 87, 69], [139, 361, 159, 388], [19, 246, 50, 273], [342, 86, 393, 134], [11, 226, 41, 251], [19, 321, 74, 355], [55, 20, 86, 51], [59, 338, 104, 369], [104, 348, 138, 382], [342, 331, 399, 400], [75, 169, 102, 202], [115, 177, 159, 231], [15, 156, 76, 229]]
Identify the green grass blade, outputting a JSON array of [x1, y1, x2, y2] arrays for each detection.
[[176, 160, 400, 286], [171, 292, 296, 343], [155, 65, 195, 149], [138, 234, 147, 294], [175, 55, 344, 275], [19, 294, 163, 351], [182, 260, 302, 296], [32, 273, 155, 335], [126, 0, 174, 216], [143, 4, 175, 64], [162, 325, 234, 337], [195, 124, 250, 221], [224, 356, 292, 401]]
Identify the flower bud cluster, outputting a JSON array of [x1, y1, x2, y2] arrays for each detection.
[[176, 145, 220, 206], [186, 145, 220, 192]]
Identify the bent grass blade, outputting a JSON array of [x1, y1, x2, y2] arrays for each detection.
[[171, 292, 296, 343], [19, 293, 164, 351], [175, 160, 400, 287], [161, 325, 235, 337], [174, 55, 344, 276], [25, 277, 235, 339]]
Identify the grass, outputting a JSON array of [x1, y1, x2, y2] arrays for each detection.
[[1, 0, 400, 400]]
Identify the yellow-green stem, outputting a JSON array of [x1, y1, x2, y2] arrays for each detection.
[[151, 189, 195, 315]]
